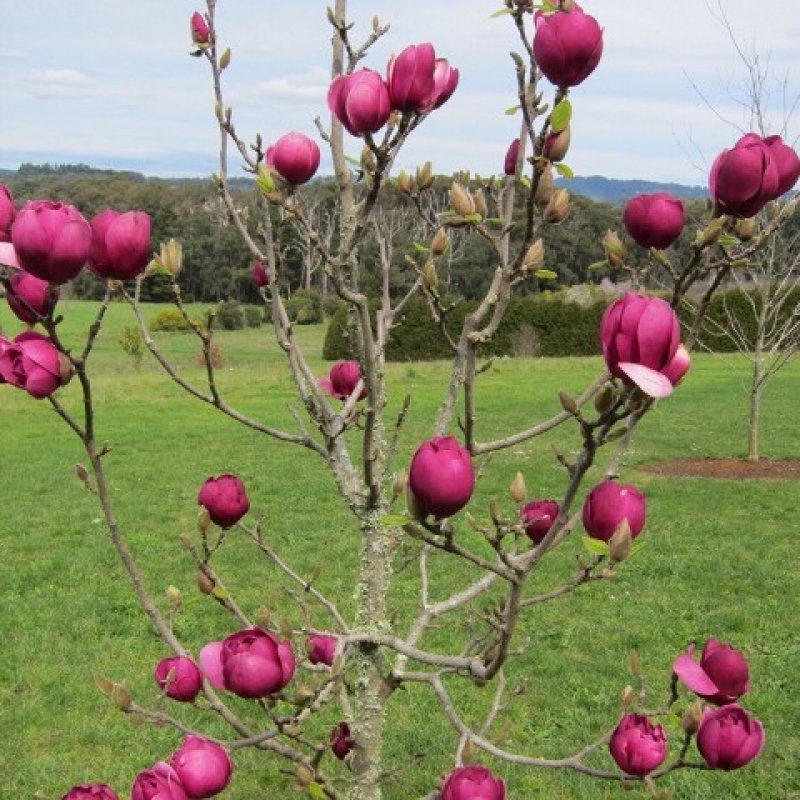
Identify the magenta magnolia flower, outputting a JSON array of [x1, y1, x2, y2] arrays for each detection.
[[170, 735, 233, 799], [190, 12, 210, 45], [319, 360, 366, 401], [266, 133, 321, 185], [697, 705, 765, 770], [198, 474, 250, 528], [764, 134, 800, 197], [600, 292, 681, 398], [198, 641, 226, 690], [330, 722, 354, 760], [519, 499, 560, 544], [5, 270, 58, 324], [504, 139, 521, 176], [0, 331, 67, 399], [440, 765, 506, 800], [307, 634, 337, 667], [623, 193, 685, 250], [533, 5, 603, 88], [662, 343, 690, 387], [221, 627, 295, 698], [88, 210, 152, 280], [328, 69, 391, 137], [0, 241, 22, 269], [0, 184, 15, 241], [609, 714, 668, 776], [387, 43, 436, 112], [419, 58, 459, 112], [11, 200, 92, 284], [62, 785, 119, 800], [582, 480, 646, 542], [709, 134, 780, 218], [154, 656, 204, 702], [409, 436, 475, 519], [131, 763, 188, 800], [673, 638, 750, 705], [252, 260, 268, 288]]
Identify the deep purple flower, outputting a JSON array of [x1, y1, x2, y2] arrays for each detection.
[[198, 474, 250, 528], [221, 627, 295, 698], [673, 638, 750, 705], [609, 714, 668, 776], [408, 436, 475, 519], [582, 480, 646, 543], [697, 705, 764, 770]]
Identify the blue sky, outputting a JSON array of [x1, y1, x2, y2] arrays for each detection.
[[1, 1, 797, 185]]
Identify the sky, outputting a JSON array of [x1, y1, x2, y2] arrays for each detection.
[[1, 1, 798, 186]]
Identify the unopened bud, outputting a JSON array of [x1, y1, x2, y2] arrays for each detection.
[[450, 182, 475, 216], [696, 217, 725, 247], [558, 390, 579, 415], [430, 228, 449, 257], [534, 167, 555, 209], [522, 239, 545, 271], [198, 507, 211, 535], [166, 585, 183, 608], [603, 229, 627, 267], [416, 161, 434, 189], [392, 469, 407, 498], [544, 125, 571, 162], [608, 519, 632, 563], [219, 47, 231, 70], [593, 384, 615, 415], [544, 189, 570, 224], [196, 569, 215, 595], [160, 239, 183, 277], [406, 483, 426, 521], [361, 145, 376, 173], [682, 700, 705, 736], [111, 683, 132, 711], [422, 261, 439, 291], [620, 685, 636, 708], [75, 463, 90, 483], [461, 738, 476, 765], [509, 471, 527, 504], [214, 101, 223, 121], [293, 687, 315, 705], [397, 169, 413, 194], [295, 764, 315, 788], [58, 353, 74, 385], [560, 0, 577, 11], [471, 189, 488, 218], [733, 217, 758, 240]]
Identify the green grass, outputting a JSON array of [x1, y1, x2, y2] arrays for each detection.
[[1, 300, 798, 799]]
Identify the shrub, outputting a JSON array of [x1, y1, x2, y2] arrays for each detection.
[[322, 293, 346, 318], [149, 308, 194, 333], [286, 289, 322, 325], [118, 325, 144, 366], [216, 299, 245, 330], [244, 306, 263, 328], [197, 342, 224, 369]]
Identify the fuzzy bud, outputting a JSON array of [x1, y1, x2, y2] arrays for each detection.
[[196, 569, 215, 595], [603, 229, 628, 267], [430, 228, 449, 256], [534, 167, 555, 208], [416, 161, 434, 189], [682, 700, 705, 736], [166, 585, 183, 609], [696, 217, 725, 248], [509, 472, 527, 503], [398, 170, 414, 194], [392, 469, 408, 498], [422, 261, 439, 291], [608, 519, 633, 563], [471, 189, 488, 218], [544, 125, 571, 162], [544, 188, 571, 224], [733, 217, 758, 240], [160, 239, 183, 277], [450, 183, 475, 216], [522, 239, 545, 271], [594, 384, 615, 415]]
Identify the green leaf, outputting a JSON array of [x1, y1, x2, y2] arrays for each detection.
[[520, 175, 532, 189], [344, 155, 361, 167], [413, 242, 430, 254], [380, 514, 409, 526], [583, 537, 609, 556], [550, 99, 572, 133], [490, 7, 515, 17], [308, 783, 326, 800], [211, 586, 230, 601], [464, 213, 484, 223], [717, 234, 741, 247], [534, 269, 558, 281], [504, 104, 521, 116], [554, 162, 574, 179], [587, 259, 609, 272]]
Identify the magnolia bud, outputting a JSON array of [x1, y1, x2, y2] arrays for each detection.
[[471, 189, 488, 218], [398, 170, 413, 194], [293, 687, 315, 705], [603, 230, 628, 267], [534, 167, 555, 209], [594, 384, 615, 415], [416, 161, 434, 190], [198, 507, 211, 535], [509, 472, 526, 503], [295, 765, 315, 788], [544, 125, 571, 162], [406, 482, 426, 521], [392, 469, 408, 498], [522, 239, 545, 271], [560, 0, 577, 11], [422, 261, 439, 291], [733, 217, 758, 240], [430, 228, 449, 256], [112, 683, 132, 710], [75, 464, 90, 483], [558, 390, 578, 415], [361, 146, 377, 173], [219, 47, 231, 70], [160, 238, 183, 277], [608, 519, 632, 563], [544, 189, 570, 224], [682, 700, 705, 736], [196, 569, 215, 595], [166, 585, 183, 608], [620, 685, 636, 708], [58, 353, 74, 385], [696, 217, 725, 248], [450, 183, 475, 216]]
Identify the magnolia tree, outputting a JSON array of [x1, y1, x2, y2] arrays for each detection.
[[1, 2, 799, 799]]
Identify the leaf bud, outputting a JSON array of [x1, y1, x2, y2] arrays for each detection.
[[733, 217, 758, 240], [196, 569, 215, 595], [422, 261, 439, 291], [608, 519, 632, 563], [534, 166, 555, 208], [166, 585, 183, 608], [620, 685, 636, 708], [471, 189, 488, 218], [522, 239, 545, 271], [219, 47, 231, 70], [397, 169, 413, 194], [695, 217, 725, 248], [544, 189, 571, 224], [450, 182, 475, 216], [558, 390, 579, 415], [603, 229, 628, 267], [430, 228, 449, 257], [392, 469, 408, 498], [593, 383, 615, 415], [544, 125, 571, 162], [681, 700, 705, 736], [416, 161, 434, 189], [160, 238, 183, 277], [509, 471, 527, 503]]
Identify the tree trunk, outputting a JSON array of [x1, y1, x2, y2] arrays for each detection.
[[747, 357, 763, 462]]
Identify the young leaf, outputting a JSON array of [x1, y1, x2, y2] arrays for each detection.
[[505, 104, 521, 116], [380, 514, 410, 526], [583, 536, 609, 556], [550, 99, 572, 133], [490, 7, 515, 17], [535, 269, 558, 281], [554, 162, 574, 179]]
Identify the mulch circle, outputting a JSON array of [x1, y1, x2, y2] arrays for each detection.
[[637, 458, 800, 481]]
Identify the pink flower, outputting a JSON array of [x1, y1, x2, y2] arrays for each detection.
[[582, 480, 646, 542], [600, 292, 681, 399], [154, 656, 204, 702], [221, 627, 295, 698], [419, 58, 459, 112], [408, 436, 475, 519], [328, 69, 391, 137], [319, 360, 366, 401], [266, 133, 321, 186], [710, 134, 781, 218], [0, 241, 22, 269], [61, 785, 119, 800], [306, 634, 337, 667], [697, 705, 765, 770], [190, 12, 210, 45], [11, 200, 92, 284], [88, 210, 152, 280], [533, 6, 603, 88], [387, 43, 436, 112], [623, 193, 685, 250], [673, 638, 750, 705], [198, 474, 250, 528], [198, 641, 226, 690], [131, 763, 188, 800], [662, 344, 690, 387], [170, 735, 233, 799], [252, 260, 268, 288], [330, 722, 354, 760], [504, 139, 521, 176], [0, 184, 15, 241], [0, 331, 67, 399], [609, 714, 668, 776], [519, 499, 560, 544], [5, 270, 58, 324], [440, 765, 506, 800], [764, 134, 800, 197]]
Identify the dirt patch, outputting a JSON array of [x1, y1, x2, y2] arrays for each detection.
[[637, 458, 800, 481]]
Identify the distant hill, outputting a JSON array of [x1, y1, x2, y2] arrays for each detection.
[[3, 163, 708, 203], [555, 174, 707, 204]]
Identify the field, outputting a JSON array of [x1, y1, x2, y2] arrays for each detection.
[[1, 299, 798, 799]]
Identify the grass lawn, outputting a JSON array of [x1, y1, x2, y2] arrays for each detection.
[[1, 299, 798, 799]]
